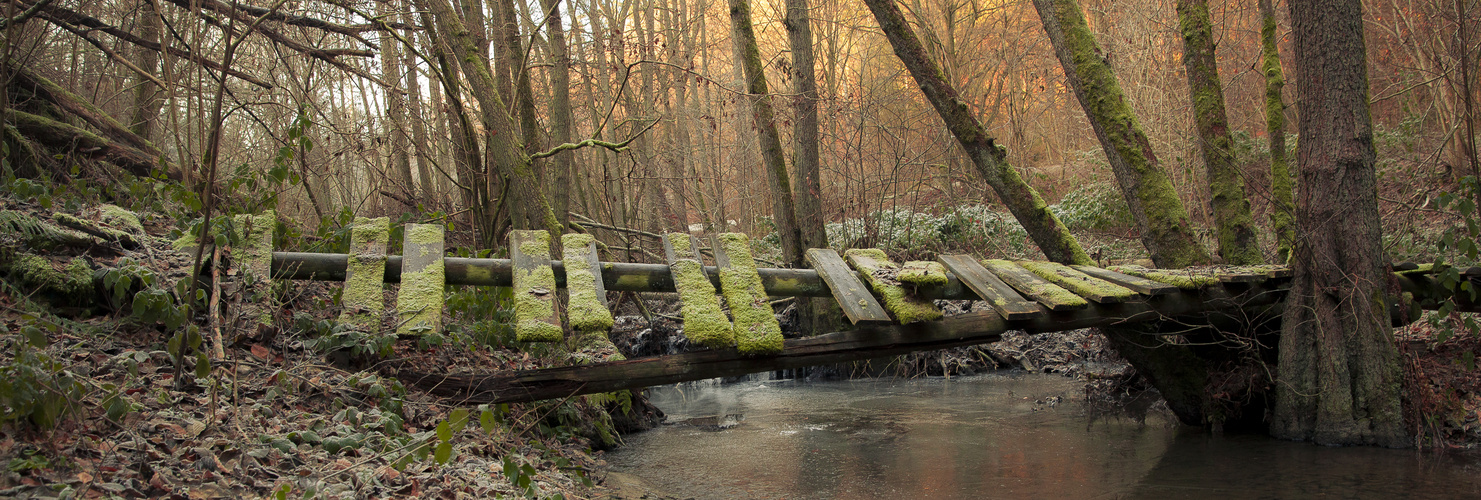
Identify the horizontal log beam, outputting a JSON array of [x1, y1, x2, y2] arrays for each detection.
[[394, 282, 1292, 404], [272, 251, 969, 299]]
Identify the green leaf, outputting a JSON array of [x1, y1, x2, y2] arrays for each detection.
[[20, 326, 46, 348], [195, 352, 211, 379], [433, 441, 452, 464], [435, 420, 451, 442], [448, 408, 469, 434], [479, 409, 496, 435]]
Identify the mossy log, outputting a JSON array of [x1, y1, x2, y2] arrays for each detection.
[[663, 232, 733, 348], [396, 281, 1295, 404], [714, 233, 783, 354], [844, 248, 943, 323]]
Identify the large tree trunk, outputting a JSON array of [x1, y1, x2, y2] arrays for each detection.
[[542, 0, 573, 228], [728, 0, 803, 267], [1271, 0, 1408, 448], [863, 0, 1090, 265], [1031, 0, 1211, 269], [379, 0, 415, 204], [1177, 0, 1260, 265], [1259, 0, 1295, 263], [127, 0, 163, 142]]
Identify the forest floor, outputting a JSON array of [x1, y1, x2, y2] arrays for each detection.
[[0, 197, 1478, 500]]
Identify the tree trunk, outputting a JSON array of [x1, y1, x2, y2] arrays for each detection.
[[404, 20, 436, 206], [379, 0, 415, 204], [128, 0, 163, 142], [1031, 0, 1211, 268], [728, 0, 803, 267], [864, 0, 1090, 266], [1177, 0, 1260, 265], [542, 0, 573, 228], [1259, 0, 1294, 263], [1271, 0, 1408, 448]]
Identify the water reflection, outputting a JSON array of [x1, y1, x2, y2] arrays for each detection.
[[603, 374, 1481, 499]]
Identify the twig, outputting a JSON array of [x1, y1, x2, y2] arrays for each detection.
[[210, 245, 225, 360]]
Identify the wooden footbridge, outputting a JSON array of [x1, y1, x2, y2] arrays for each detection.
[[217, 212, 1479, 404]]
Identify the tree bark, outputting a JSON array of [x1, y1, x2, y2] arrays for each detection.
[[127, 0, 163, 142], [1271, 0, 1408, 448], [542, 0, 573, 228], [1031, 0, 1211, 268], [379, 0, 415, 203], [1259, 0, 1294, 263], [1177, 0, 1260, 265], [864, 0, 1090, 265], [728, 0, 803, 267]]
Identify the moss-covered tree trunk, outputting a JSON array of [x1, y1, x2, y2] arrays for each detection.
[[1177, 0, 1261, 265], [728, 0, 803, 267], [127, 0, 163, 142], [1259, 0, 1295, 263], [542, 0, 574, 229], [785, 0, 839, 333], [863, 0, 1090, 266], [1031, 0, 1211, 268], [1271, 0, 1408, 448]]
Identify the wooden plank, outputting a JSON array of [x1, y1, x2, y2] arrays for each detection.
[[1070, 264, 1176, 296], [844, 248, 943, 323], [1017, 261, 1137, 303], [394, 281, 1299, 404], [1217, 267, 1268, 284], [663, 233, 733, 348], [980, 259, 1088, 310], [338, 216, 389, 332], [395, 223, 445, 335], [1108, 265, 1221, 290], [509, 230, 563, 342], [806, 248, 892, 325], [939, 254, 1043, 320], [713, 233, 783, 354]]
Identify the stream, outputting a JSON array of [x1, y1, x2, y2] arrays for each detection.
[[603, 373, 1481, 499]]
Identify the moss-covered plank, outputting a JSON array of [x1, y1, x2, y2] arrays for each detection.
[[510, 230, 563, 342], [662, 233, 733, 348], [1070, 265, 1177, 295], [939, 254, 1044, 320], [1215, 267, 1268, 284], [395, 223, 445, 335], [561, 233, 614, 331], [898, 261, 948, 285], [339, 215, 388, 332], [713, 233, 784, 354], [981, 259, 1088, 310], [1107, 265, 1220, 290], [805, 248, 891, 325], [1015, 261, 1137, 303], [844, 248, 943, 323]]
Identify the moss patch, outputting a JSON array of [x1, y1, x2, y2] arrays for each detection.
[[512, 231, 563, 343], [338, 215, 387, 332], [99, 204, 144, 234], [898, 261, 947, 285], [1108, 265, 1219, 289], [984, 259, 1088, 308], [845, 249, 943, 323], [671, 259, 733, 348], [1016, 261, 1135, 301], [5, 253, 93, 299], [562, 233, 614, 331], [715, 233, 782, 354], [396, 224, 445, 335], [666, 232, 694, 257]]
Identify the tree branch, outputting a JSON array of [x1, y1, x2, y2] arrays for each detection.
[[530, 118, 658, 160]]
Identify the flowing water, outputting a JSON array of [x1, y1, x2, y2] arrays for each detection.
[[604, 373, 1481, 499]]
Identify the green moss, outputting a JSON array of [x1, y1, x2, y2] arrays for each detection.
[[845, 248, 943, 323], [562, 233, 614, 331], [0, 210, 91, 248], [171, 232, 197, 251], [512, 231, 563, 343], [898, 261, 947, 285], [234, 211, 276, 278], [6, 253, 93, 299], [99, 204, 144, 234], [1016, 261, 1134, 301], [339, 215, 387, 332], [984, 259, 1089, 307], [1108, 265, 1219, 289], [715, 233, 782, 354], [667, 232, 694, 257], [671, 259, 733, 348], [396, 226, 445, 335]]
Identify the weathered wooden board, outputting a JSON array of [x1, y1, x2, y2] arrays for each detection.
[[1217, 267, 1269, 284], [338, 216, 389, 331], [939, 254, 1043, 320], [663, 233, 733, 347], [395, 223, 444, 335], [1108, 265, 1221, 290], [713, 233, 783, 354], [1017, 261, 1137, 303], [1071, 265, 1176, 296], [981, 259, 1088, 310], [561, 233, 613, 331], [844, 248, 943, 323], [806, 248, 892, 325], [510, 230, 563, 342]]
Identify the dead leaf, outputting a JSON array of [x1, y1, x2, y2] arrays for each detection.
[[76, 471, 93, 482], [250, 344, 271, 361]]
